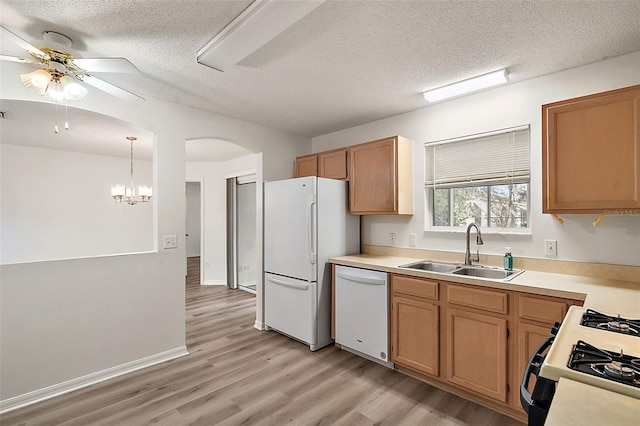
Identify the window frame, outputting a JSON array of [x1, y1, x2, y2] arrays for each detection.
[[424, 125, 532, 235]]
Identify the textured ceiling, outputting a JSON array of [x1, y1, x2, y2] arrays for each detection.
[[1, 0, 639, 138]]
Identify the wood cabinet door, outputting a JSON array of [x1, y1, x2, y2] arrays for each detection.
[[446, 308, 508, 402], [349, 137, 397, 214], [318, 149, 348, 180], [543, 85, 640, 213], [295, 154, 317, 177], [514, 322, 552, 413], [391, 295, 439, 376]]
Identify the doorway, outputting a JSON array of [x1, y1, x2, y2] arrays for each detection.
[[185, 181, 203, 284], [227, 174, 257, 294]]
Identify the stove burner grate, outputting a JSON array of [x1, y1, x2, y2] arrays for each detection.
[[580, 309, 640, 336], [568, 340, 640, 388]]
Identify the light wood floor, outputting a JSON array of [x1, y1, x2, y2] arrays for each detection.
[[1, 257, 524, 425]]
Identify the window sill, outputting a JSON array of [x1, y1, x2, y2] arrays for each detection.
[[425, 226, 532, 235]]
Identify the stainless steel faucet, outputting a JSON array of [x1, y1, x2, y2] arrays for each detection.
[[465, 223, 484, 265]]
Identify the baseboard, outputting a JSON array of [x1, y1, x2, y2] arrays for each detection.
[[254, 320, 264, 330], [0, 346, 189, 414], [202, 280, 227, 286]]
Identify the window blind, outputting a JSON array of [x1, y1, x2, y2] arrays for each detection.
[[424, 126, 530, 187]]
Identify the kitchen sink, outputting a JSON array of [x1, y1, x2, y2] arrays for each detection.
[[398, 261, 524, 282], [452, 266, 524, 281], [398, 261, 461, 274]]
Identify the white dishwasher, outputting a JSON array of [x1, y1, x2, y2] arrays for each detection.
[[335, 265, 392, 368]]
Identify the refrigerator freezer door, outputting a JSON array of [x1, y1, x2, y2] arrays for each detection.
[[264, 273, 317, 346], [264, 177, 317, 282]]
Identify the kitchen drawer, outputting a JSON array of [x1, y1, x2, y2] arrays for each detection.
[[392, 275, 439, 300], [447, 284, 508, 314], [518, 295, 568, 324]]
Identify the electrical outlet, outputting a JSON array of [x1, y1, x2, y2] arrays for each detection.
[[545, 239, 557, 257], [390, 233, 396, 245], [163, 235, 178, 249], [409, 233, 417, 247]]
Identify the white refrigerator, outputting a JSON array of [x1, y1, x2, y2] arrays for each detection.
[[264, 176, 360, 351]]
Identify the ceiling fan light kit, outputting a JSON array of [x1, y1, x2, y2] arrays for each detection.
[[20, 69, 52, 94], [423, 68, 509, 102], [21, 69, 89, 102]]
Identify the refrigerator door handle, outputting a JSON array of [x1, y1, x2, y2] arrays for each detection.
[[307, 196, 317, 264], [336, 271, 386, 286], [267, 276, 310, 291]]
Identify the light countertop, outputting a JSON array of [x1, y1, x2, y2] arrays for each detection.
[[545, 378, 640, 426], [329, 254, 640, 316]]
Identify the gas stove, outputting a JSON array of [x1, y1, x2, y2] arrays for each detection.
[[523, 306, 640, 426], [538, 306, 640, 399], [580, 309, 640, 337], [568, 340, 640, 388]]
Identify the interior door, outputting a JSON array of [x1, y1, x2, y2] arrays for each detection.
[[185, 182, 201, 258]]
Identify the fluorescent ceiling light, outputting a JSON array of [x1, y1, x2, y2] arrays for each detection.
[[423, 69, 509, 102], [198, 0, 325, 72]]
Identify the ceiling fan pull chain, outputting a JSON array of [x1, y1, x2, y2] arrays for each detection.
[[65, 101, 69, 131], [54, 101, 59, 134]]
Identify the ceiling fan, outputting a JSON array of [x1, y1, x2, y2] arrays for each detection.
[[0, 25, 144, 104]]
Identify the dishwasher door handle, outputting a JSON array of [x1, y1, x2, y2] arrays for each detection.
[[336, 271, 386, 286]]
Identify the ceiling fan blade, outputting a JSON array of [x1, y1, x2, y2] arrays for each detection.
[[73, 57, 139, 73], [0, 54, 40, 65], [81, 74, 145, 104], [0, 25, 47, 57]]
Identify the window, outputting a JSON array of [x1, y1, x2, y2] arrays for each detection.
[[425, 126, 530, 232]]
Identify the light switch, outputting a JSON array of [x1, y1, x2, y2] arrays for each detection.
[[545, 239, 557, 257]]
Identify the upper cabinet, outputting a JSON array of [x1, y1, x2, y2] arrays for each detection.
[[294, 148, 348, 180], [349, 136, 413, 215], [542, 85, 640, 214], [318, 148, 348, 180], [294, 154, 318, 178], [293, 136, 414, 215]]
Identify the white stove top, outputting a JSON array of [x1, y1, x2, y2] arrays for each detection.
[[540, 306, 640, 399]]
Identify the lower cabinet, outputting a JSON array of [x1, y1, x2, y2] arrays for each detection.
[[391, 295, 439, 376], [446, 308, 508, 402], [512, 293, 574, 413], [516, 321, 551, 406], [384, 273, 581, 422]]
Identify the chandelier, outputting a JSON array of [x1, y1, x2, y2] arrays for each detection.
[[111, 136, 152, 205]]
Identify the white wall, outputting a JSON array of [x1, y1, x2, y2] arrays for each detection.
[[1, 144, 154, 264], [187, 154, 261, 286], [312, 52, 640, 267], [185, 182, 201, 257], [0, 57, 309, 405]]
